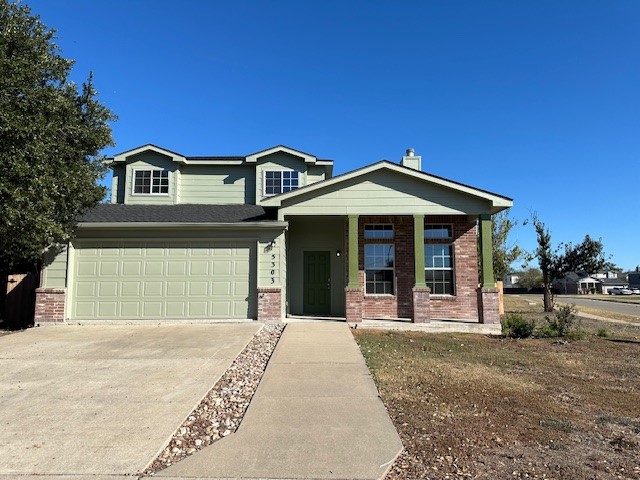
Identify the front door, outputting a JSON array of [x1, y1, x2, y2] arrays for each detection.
[[303, 251, 331, 315]]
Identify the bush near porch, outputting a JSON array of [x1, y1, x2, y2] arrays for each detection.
[[353, 296, 640, 479]]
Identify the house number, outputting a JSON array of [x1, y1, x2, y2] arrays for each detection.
[[271, 254, 277, 284]]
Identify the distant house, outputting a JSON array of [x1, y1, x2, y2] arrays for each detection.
[[553, 272, 600, 294], [504, 272, 520, 287], [598, 277, 629, 295], [629, 272, 640, 289]]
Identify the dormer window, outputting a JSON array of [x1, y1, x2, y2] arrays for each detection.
[[265, 171, 299, 196], [133, 169, 169, 195]]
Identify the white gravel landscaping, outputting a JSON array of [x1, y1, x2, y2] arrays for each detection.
[[142, 323, 285, 475]]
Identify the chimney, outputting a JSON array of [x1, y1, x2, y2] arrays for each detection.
[[401, 148, 422, 170]]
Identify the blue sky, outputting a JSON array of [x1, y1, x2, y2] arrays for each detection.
[[25, 0, 640, 271]]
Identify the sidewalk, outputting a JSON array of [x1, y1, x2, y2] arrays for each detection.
[[157, 322, 403, 479]]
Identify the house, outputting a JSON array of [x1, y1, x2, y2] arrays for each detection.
[[35, 145, 513, 325], [552, 271, 623, 295], [503, 272, 520, 287]]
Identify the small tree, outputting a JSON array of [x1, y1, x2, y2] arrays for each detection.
[[517, 267, 543, 289], [492, 210, 523, 281], [532, 214, 607, 312], [0, 1, 115, 276]]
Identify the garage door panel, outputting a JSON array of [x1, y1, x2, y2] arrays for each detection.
[[72, 241, 254, 320]]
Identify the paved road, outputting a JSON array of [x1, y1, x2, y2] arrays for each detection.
[[557, 296, 640, 317]]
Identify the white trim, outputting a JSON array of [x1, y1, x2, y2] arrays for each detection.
[[247, 145, 317, 164], [113, 144, 187, 164], [262, 161, 513, 213], [263, 170, 300, 197], [77, 221, 289, 230], [131, 168, 170, 196], [424, 223, 453, 240], [424, 243, 455, 295]]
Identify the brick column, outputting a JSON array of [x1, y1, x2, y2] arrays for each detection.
[[478, 287, 500, 324], [412, 286, 430, 323], [257, 287, 282, 323], [34, 288, 66, 324], [345, 286, 363, 323]]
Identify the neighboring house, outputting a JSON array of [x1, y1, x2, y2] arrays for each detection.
[[35, 145, 513, 325], [628, 272, 640, 289], [503, 273, 520, 288], [598, 277, 629, 295], [552, 271, 624, 294]]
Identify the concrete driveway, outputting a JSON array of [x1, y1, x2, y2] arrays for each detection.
[[0, 323, 260, 478]]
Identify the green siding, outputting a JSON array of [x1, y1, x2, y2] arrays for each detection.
[[123, 152, 178, 205], [306, 165, 326, 184], [256, 153, 309, 201], [279, 170, 493, 216], [179, 165, 255, 204], [41, 245, 68, 288], [287, 217, 345, 316], [111, 164, 125, 204]]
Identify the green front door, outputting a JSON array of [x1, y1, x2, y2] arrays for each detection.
[[303, 251, 331, 315]]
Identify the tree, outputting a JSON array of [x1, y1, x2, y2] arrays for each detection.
[[517, 267, 543, 289], [531, 214, 607, 312], [0, 0, 115, 275], [492, 210, 523, 281]]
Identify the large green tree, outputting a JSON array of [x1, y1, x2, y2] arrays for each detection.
[[0, 0, 115, 274], [531, 214, 607, 311]]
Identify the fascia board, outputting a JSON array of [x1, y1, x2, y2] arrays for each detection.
[[77, 221, 289, 230], [262, 161, 513, 209], [113, 144, 187, 164], [246, 145, 317, 164]]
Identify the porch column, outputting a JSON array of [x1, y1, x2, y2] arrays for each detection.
[[345, 215, 363, 323], [479, 214, 495, 287], [412, 214, 430, 323], [478, 214, 499, 324]]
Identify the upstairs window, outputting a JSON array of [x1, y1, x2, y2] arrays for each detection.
[[133, 169, 169, 195], [265, 171, 299, 196]]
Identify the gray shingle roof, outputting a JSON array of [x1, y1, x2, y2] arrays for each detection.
[[78, 204, 271, 223]]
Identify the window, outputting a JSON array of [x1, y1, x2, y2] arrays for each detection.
[[133, 169, 169, 194], [265, 171, 299, 195], [425, 244, 454, 295], [364, 224, 394, 239], [365, 244, 394, 294], [424, 224, 452, 239]]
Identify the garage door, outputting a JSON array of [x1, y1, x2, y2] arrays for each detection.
[[70, 241, 255, 320]]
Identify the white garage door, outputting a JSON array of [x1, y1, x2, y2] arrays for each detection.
[[70, 241, 255, 320]]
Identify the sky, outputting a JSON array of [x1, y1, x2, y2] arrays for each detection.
[[23, 0, 640, 271]]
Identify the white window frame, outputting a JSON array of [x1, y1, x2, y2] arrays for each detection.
[[131, 169, 170, 196], [263, 170, 299, 196], [424, 224, 453, 240], [424, 243, 455, 295], [364, 243, 395, 295]]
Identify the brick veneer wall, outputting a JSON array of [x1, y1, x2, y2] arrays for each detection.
[[34, 288, 66, 323], [345, 286, 363, 323], [344, 215, 480, 322], [479, 287, 500, 324], [427, 216, 479, 320], [257, 287, 282, 323]]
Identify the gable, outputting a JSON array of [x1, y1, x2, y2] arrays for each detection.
[[275, 168, 495, 216]]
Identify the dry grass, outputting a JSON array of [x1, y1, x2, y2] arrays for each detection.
[[353, 299, 640, 479]]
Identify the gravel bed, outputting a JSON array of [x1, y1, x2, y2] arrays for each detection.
[[142, 323, 285, 475]]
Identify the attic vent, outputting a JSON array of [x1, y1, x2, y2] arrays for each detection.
[[401, 148, 422, 171]]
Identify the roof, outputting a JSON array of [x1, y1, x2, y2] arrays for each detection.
[[78, 204, 272, 224], [599, 278, 627, 286], [261, 160, 513, 213]]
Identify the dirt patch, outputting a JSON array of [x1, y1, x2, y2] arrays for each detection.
[[354, 330, 640, 479]]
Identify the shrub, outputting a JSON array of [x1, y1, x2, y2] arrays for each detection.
[[538, 304, 578, 338], [597, 328, 609, 338], [502, 314, 535, 339]]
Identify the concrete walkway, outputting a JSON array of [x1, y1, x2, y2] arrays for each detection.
[[157, 322, 403, 480]]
